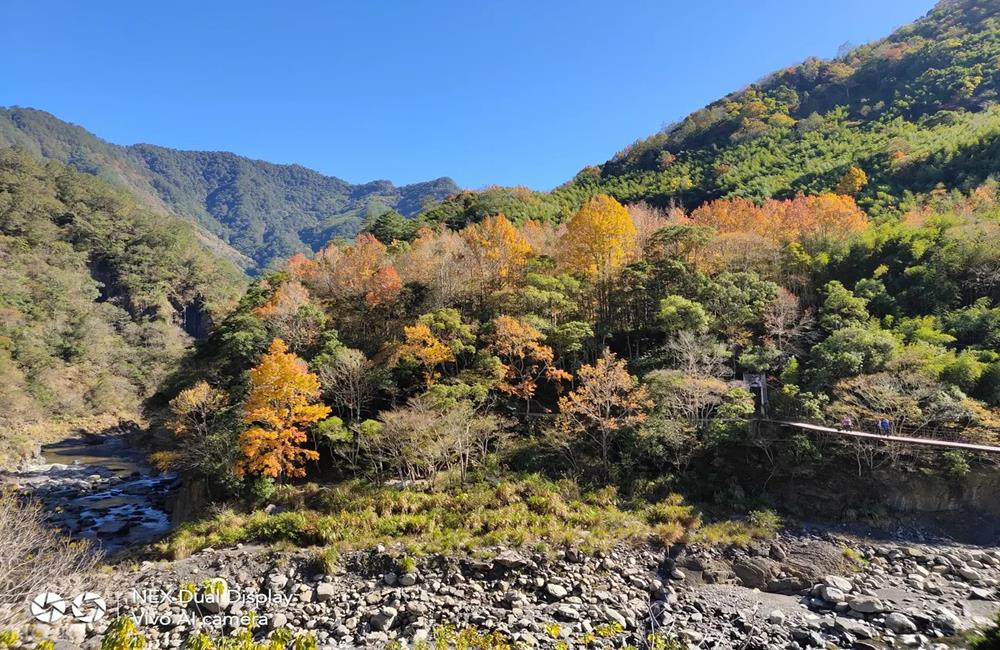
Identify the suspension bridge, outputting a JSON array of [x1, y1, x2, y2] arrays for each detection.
[[766, 420, 1000, 454]]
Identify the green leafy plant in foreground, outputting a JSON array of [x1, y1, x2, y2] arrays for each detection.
[[970, 611, 1000, 649], [102, 617, 147, 650]]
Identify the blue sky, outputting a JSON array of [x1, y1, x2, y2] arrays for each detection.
[[2, 0, 937, 190]]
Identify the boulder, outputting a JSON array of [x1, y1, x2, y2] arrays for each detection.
[[370, 607, 398, 631], [493, 550, 529, 570], [885, 612, 918, 634], [733, 558, 774, 589], [315, 582, 335, 602], [822, 575, 853, 593], [818, 585, 846, 603], [848, 596, 885, 614]]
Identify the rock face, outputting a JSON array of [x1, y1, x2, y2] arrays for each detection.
[[21, 529, 1000, 649]]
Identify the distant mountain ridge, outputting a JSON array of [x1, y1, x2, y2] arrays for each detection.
[[0, 107, 459, 269]]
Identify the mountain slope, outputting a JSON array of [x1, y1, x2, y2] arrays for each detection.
[[418, 0, 1000, 228], [0, 148, 246, 449], [0, 107, 459, 268], [588, 0, 1000, 212]]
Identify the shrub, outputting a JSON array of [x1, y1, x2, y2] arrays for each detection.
[[248, 476, 277, 502], [645, 493, 702, 528], [748, 509, 782, 534], [244, 511, 310, 543], [0, 490, 98, 627], [692, 511, 781, 547], [313, 547, 339, 574], [942, 450, 971, 480], [653, 521, 686, 546], [397, 555, 417, 574]]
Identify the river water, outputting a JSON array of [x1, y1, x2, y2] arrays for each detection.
[[3, 436, 179, 554]]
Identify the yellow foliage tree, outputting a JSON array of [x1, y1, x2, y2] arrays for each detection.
[[835, 165, 868, 195], [462, 214, 533, 286], [561, 194, 637, 277], [398, 322, 455, 384], [151, 381, 229, 472], [237, 338, 330, 480]]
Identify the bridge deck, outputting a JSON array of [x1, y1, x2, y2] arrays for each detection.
[[768, 420, 1000, 454]]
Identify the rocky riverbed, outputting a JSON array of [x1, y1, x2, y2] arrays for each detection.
[[5, 437, 999, 648], [24, 527, 1000, 649], [2, 435, 178, 553]]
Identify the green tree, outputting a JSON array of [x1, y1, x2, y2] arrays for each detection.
[[658, 295, 710, 334], [819, 281, 870, 332]]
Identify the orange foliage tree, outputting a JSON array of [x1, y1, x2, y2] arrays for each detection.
[[691, 193, 868, 245], [398, 322, 455, 383], [237, 338, 331, 480], [553, 350, 651, 476], [487, 315, 571, 413], [397, 309, 476, 384], [306, 234, 403, 307], [253, 280, 326, 351], [835, 166, 868, 195]]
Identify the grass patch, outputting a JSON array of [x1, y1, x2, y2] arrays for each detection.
[[160, 476, 654, 559], [842, 546, 867, 565], [690, 509, 782, 547], [160, 478, 782, 559]]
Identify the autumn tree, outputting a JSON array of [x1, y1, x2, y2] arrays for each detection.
[[151, 381, 240, 486], [398, 308, 476, 384], [362, 393, 506, 484], [646, 369, 730, 430], [238, 338, 331, 480], [561, 194, 637, 336], [306, 234, 402, 308], [664, 330, 733, 377], [167, 381, 228, 440], [835, 165, 868, 195], [396, 227, 473, 308], [691, 194, 868, 247], [253, 280, 327, 352], [763, 288, 816, 357], [552, 350, 651, 476], [462, 213, 533, 297], [561, 194, 637, 277], [487, 315, 571, 414], [628, 201, 676, 256]]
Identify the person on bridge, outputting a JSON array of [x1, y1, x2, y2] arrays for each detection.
[[878, 417, 891, 434], [838, 415, 854, 431]]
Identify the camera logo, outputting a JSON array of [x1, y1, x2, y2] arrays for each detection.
[[31, 592, 106, 624], [71, 592, 107, 623], [30, 593, 67, 623]]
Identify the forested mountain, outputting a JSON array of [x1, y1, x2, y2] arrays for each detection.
[[0, 149, 246, 453], [421, 0, 1000, 227], [149, 0, 1000, 513], [0, 107, 459, 269]]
